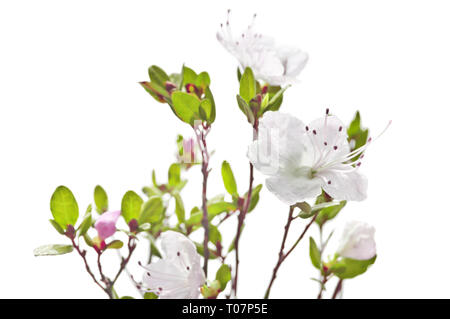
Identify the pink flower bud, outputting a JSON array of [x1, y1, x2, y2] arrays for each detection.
[[94, 210, 121, 240]]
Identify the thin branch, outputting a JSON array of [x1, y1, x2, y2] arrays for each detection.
[[231, 121, 259, 298], [332, 279, 344, 299], [195, 124, 211, 277], [264, 208, 317, 299], [70, 238, 110, 298], [264, 206, 295, 299]]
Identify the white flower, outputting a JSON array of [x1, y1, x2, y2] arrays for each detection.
[[216, 10, 308, 86], [337, 221, 376, 260], [141, 231, 205, 299], [248, 111, 375, 205]]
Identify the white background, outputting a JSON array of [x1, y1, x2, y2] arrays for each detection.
[[1, 0, 449, 298]]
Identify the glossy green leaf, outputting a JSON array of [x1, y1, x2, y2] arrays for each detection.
[[49, 219, 65, 235], [144, 292, 159, 299], [195, 72, 211, 89], [34, 244, 74, 256], [168, 163, 181, 188], [173, 192, 185, 223], [236, 95, 255, 125], [50, 186, 79, 230], [171, 91, 201, 125], [121, 191, 144, 224], [139, 196, 164, 224], [182, 65, 197, 86], [216, 264, 232, 291], [148, 65, 170, 87], [221, 161, 238, 196], [309, 237, 321, 269], [94, 185, 108, 214], [77, 212, 92, 237], [107, 240, 124, 249], [347, 111, 369, 161], [315, 200, 347, 226], [239, 67, 256, 103], [332, 256, 377, 279], [209, 224, 222, 245], [195, 242, 218, 260]]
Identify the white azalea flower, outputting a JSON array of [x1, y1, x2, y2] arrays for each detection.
[[216, 10, 308, 86], [248, 111, 385, 205], [141, 231, 205, 299], [337, 221, 376, 260]]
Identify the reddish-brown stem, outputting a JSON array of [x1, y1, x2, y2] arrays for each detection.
[[332, 279, 344, 299], [232, 122, 259, 298], [264, 208, 318, 299], [70, 238, 110, 298], [195, 125, 211, 277]]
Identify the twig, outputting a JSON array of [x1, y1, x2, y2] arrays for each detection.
[[264, 208, 318, 299], [332, 279, 343, 299], [231, 121, 259, 298], [70, 238, 108, 297], [195, 124, 211, 277]]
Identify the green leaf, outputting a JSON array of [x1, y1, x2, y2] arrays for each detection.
[[49, 219, 65, 235], [50, 186, 79, 230], [186, 207, 202, 226], [171, 91, 201, 125], [204, 87, 216, 123], [121, 191, 144, 224], [83, 234, 94, 247], [347, 111, 369, 161], [168, 163, 181, 188], [94, 185, 108, 214], [148, 65, 170, 87], [77, 213, 92, 237], [139, 196, 164, 224], [209, 224, 222, 245], [264, 85, 289, 113], [315, 200, 347, 226], [140, 81, 169, 102], [332, 256, 377, 279], [237, 67, 242, 82], [195, 242, 218, 260], [221, 161, 238, 196], [34, 244, 74, 256], [144, 292, 159, 299], [195, 72, 211, 89], [309, 237, 321, 269], [182, 65, 198, 86], [236, 95, 255, 125], [241, 184, 263, 213], [107, 240, 124, 249], [207, 201, 236, 219], [173, 192, 185, 223], [120, 296, 135, 299], [239, 67, 256, 103], [216, 264, 232, 291]]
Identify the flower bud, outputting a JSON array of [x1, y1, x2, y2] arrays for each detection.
[[94, 210, 121, 240], [337, 221, 376, 260], [65, 224, 76, 240]]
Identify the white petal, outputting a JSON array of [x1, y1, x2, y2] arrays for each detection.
[[142, 259, 188, 292], [308, 115, 350, 164], [266, 175, 322, 205], [248, 112, 310, 176], [277, 46, 309, 77], [320, 170, 368, 201]]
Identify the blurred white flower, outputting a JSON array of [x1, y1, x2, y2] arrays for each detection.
[[141, 231, 205, 299], [216, 10, 308, 86], [337, 221, 376, 260], [248, 111, 373, 205]]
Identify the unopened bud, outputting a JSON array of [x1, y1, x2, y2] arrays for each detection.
[[65, 224, 76, 239]]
